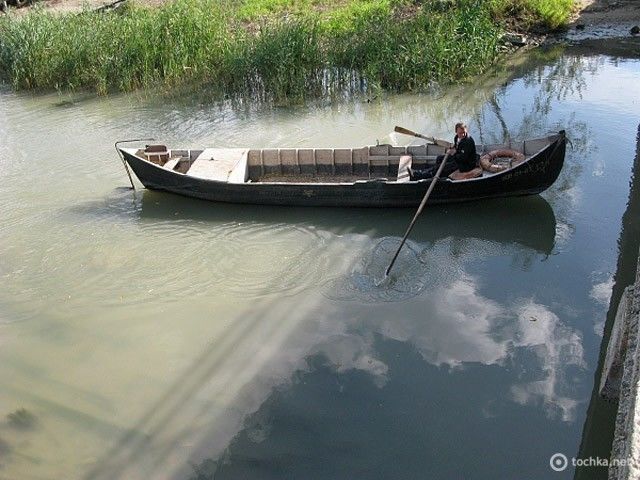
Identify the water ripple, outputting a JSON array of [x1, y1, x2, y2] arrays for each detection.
[[11, 221, 329, 311], [323, 238, 435, 303]]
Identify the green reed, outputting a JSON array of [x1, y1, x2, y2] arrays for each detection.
[[0, 0, 234, 93], [0, 0, 573, 98], [324, 1, 500, 91]]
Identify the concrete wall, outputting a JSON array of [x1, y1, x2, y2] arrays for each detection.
[[607, 252, 640, 480]]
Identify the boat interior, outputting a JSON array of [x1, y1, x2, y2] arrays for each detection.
[[134, 136, 553, 184]]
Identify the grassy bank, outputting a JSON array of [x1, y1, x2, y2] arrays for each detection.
[[489, 0, 575, 30], [0, 0, 575, 98]]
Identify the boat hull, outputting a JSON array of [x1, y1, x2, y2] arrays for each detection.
[[119, 135, 566, 208]]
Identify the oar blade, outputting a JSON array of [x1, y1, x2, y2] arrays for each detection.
[[394, 125, 453, 148], [394, 125, 419, 137]]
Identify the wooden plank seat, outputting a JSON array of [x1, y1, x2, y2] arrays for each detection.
[[187, 148, 248, 182], [163, 158, 180, 171], [143, 144, 170, 164]]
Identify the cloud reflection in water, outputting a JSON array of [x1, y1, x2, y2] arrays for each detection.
[[331, 288, 585, 423], [197, 255, 587, 479]]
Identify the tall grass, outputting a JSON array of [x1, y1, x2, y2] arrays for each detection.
[[324, 1, 500, 91], [0, 0, 569, 98], [0, 1, 236, 93]]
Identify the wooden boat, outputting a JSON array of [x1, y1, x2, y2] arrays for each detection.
[[116, 130, 566, 207]]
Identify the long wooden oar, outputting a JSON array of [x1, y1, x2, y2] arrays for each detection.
[[394, 126, 453, 148], [381, 151, 451, 280]]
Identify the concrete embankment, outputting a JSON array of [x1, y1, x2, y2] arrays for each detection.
[[600, 249, 640, 479]]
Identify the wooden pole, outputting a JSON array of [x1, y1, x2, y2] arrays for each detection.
[[382, 151, 451, 279]]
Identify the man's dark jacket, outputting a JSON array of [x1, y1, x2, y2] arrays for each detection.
[[452, 135, 477, 172]]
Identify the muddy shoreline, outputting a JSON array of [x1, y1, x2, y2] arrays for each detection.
[[562, 0, 640, 42]]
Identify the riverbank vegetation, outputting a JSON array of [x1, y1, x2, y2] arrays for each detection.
[[0, 0, 576, 98]]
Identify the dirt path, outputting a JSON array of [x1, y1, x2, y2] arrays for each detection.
[[2, 0, 165, 14], [38, 0, 640, 21], [573, 0, 640, 25], [567, 0, 640, 40]]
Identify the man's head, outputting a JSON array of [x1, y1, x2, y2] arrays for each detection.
[[455, 122, 468, 139]]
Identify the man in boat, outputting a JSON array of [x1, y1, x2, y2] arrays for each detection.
[[409, 122, 478, 180]]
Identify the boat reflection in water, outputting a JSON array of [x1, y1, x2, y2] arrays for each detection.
[[136, 189, 557, 302], [137, 189, 557, 256]]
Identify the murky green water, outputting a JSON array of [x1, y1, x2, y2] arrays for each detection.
[[1, 39, 639, 480]]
